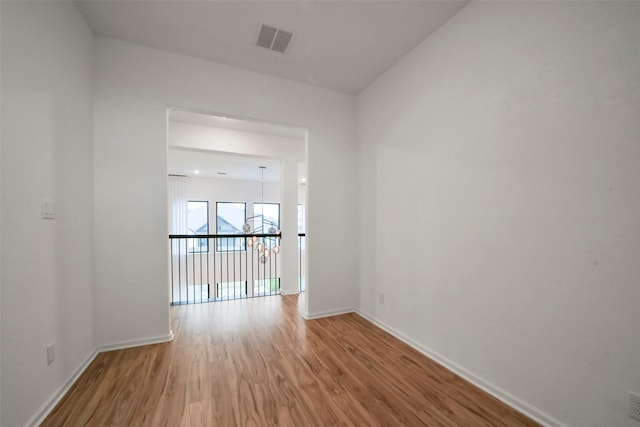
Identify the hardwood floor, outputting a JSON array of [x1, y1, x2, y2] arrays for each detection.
[[43, 295, 539, 426]]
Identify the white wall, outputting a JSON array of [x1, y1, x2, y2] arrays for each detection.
[[93, 36, 357, 347], [186, 176, 280, 219], [357, 2, 640, 426], [0, 2, 95, 426], [169, 121, 305, 161]]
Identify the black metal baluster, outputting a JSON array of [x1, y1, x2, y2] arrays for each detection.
[[168, 233, 298, 304], [274, 238, 278, 294], [170, 238, 174, 305], [252, 237, 260, 295], [299, 234, 301, 291], [269, 241, 272, 295], [226, 237, 230, 300], [213, 236, 220, 300], [244, 236, 248, 298], [184, 238, 189, 304], [299, 233, 305, 292], [199, 241, 203, 303], [251, 236, 254, 297], [239, 237, 242, 298]]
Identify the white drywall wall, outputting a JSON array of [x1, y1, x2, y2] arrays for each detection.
[[93, 36, 358, 346], [357, 2, 640, 425], [1, 2, 95, 426]]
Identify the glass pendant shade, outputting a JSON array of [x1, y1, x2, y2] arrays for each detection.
[[246, 166, 282, 265]]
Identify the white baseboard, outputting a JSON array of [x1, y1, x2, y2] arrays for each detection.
[[280, 289, 300, 296], [303, 307, 355, 320], [30, 313, 560, 426], [98, 331, 174, 353], [27, 349, 99, 427], [27, 331, 174, 426], [355, 310, 564, 427]]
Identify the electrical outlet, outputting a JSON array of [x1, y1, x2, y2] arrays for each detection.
[[378, 292, 384, 304], [630, 392, 640, 421], [41, 199, 55, 219], [46, 343, 56, 366]]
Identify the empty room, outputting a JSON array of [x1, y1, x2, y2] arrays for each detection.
[[1, 1, 639, 426]]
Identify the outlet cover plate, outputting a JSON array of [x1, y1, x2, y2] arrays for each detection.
[[41, 199, 55, 219]]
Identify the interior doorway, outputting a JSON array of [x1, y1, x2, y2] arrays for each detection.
[[166, 109, 307, 305]]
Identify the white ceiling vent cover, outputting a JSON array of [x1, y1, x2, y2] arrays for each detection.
[[256, 24, 294, 54]]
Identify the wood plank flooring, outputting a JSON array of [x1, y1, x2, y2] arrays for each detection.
[[43, 295, 539, 426]]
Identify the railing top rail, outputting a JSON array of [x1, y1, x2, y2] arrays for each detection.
[[169, 233, 281, 239]]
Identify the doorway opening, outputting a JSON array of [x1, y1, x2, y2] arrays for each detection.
[[166, 109, 307, 305]]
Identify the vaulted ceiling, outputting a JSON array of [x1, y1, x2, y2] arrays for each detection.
[[76, 0, 468, 94]]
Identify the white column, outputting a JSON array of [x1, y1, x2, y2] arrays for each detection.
[[279, 158, 299, 294]]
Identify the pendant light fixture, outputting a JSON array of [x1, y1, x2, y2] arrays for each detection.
[[244, 166, 280, 263]]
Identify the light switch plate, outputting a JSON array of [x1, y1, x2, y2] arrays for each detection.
[[46, 343, 55, 365]]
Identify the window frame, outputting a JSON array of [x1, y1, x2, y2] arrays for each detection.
[[187, 200, 209, 253]]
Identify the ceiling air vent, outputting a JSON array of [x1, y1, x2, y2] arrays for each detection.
[[256, 24, 294, 54]]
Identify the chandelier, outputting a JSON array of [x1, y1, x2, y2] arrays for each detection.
[[243, 166, 280, 264]]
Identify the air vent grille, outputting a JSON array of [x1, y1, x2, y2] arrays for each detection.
[[256, 24, 278, 49], [256, 23, 294, 54]]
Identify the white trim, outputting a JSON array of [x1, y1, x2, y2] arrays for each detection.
[[303, 307, 354, 320], [98, 331, 174, 353], [355, 310, 565, 427], [27, 331, 175, 426], [280, 289, 300, 296], [27, 349, 99, 427]]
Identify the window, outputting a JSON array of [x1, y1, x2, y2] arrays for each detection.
[[216, 202, 246, 252], [187, 201, 208, 253], [252, 203, 280, 233]]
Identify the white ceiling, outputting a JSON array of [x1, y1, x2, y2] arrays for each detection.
[[168, 109, 304, 182], [168, 148, 282, 182], [75, 0, 468, 94], [83, 1, 468, 180], [170, 109, 307, 140]]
